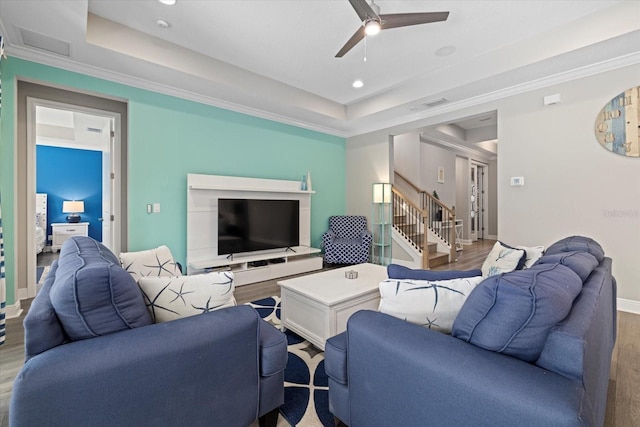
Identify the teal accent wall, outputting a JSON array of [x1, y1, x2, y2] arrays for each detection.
[[0, 57, 346, 306]]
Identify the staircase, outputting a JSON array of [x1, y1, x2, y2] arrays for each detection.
[[393, 212, 449, 267], [392, 172, 457, 269]]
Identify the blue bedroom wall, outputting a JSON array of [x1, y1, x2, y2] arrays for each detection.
[[36, 145, 103, 241]]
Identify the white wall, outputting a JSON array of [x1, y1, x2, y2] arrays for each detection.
[[420, 142, 456, 207], [488, 157, 498, 238], [394, 132, 457, 207], [497, 63, 640, 302], [346, 132, 393, 221], [346, 61, 640, 305], [393, 132, 421, 185]]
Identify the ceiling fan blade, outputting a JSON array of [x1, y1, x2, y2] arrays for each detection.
[[348, 0, 380, 22], [380, 12, 449, 30], [335, 26, 366, 57]]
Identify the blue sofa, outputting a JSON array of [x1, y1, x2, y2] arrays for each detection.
[[325, 236, 617, 426], [11, 237, 288, 427]]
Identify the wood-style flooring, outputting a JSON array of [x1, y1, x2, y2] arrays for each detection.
[[2, 240, 638, 427]]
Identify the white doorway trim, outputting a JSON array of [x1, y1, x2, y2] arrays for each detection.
[[24, 97, 122, 299]]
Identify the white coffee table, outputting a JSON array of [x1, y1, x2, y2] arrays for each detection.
[[278, 263, 387, 350]]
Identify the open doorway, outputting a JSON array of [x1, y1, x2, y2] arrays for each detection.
[[34, 102, 116, 242], [16, 81, 128, 302], [27, 99, 121, 297], [395, 112, 498, 245]]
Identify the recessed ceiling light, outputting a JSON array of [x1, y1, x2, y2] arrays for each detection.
[[156, 18, 171, 28], [158, 0, 176, 5], [435, 45, 456, 57], [352, 80, 364, 88]]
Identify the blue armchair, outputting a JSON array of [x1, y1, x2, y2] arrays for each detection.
[[321, 215, 372, 265], [325, 236, 616, 427], [11, 237, 288, 427]]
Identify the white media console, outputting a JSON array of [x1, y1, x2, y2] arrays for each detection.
[[186, 173, 323, 286]]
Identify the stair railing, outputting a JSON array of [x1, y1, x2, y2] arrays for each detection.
[[392, 187, 430, 269], [423, 192, 457, 262], [394, 171, 457, 262]]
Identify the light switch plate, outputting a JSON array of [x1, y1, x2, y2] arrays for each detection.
[[153, 203, 161, 213]]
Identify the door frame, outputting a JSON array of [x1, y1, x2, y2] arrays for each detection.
[[16, 80, 128, 302], [25, 98, 122, 298], [470, 161, 488, 241]]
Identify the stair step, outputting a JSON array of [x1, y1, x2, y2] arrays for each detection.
[[428, 252, 450, 268]]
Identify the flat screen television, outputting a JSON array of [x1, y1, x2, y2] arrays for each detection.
[[218, 198, 300, 256]]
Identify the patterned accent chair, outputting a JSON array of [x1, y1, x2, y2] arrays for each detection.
[[322, 216, 372, 265]]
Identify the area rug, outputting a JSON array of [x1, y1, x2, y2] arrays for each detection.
[[246, 296, 333, 427]]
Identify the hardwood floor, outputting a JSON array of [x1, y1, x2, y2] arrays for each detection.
[[1, 240, 638, 427]]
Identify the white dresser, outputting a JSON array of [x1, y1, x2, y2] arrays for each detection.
[[51, 222, 89, 252]]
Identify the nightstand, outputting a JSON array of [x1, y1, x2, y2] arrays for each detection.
[[51, 222, 89, 252]]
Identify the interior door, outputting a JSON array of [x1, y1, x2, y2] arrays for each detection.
[[477, 165, 485, 239], [470, 164, 478, 241]]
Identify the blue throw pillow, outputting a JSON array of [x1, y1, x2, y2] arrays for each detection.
[[545, 236, 604, 262], [50, 236, 152, 341], [534, 251, 599, 282], [387, 264, 482, 281], [452, 263, 583, 362]]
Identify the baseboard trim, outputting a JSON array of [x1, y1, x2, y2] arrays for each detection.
[[4, 300, 24, 319], [617, 298, 640, 314]]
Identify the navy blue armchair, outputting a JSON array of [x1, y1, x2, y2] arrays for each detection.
[[326, 236, 616, 426], [322, 215, 372, 265], [11, 238, 288, 427]]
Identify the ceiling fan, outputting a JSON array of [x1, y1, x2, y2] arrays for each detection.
[[336, 0, 449, 57]]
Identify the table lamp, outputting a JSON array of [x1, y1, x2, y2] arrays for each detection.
[[63, 200, 84, 223]]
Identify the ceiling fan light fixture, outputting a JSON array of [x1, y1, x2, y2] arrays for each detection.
[[364, 19, 381, 36]]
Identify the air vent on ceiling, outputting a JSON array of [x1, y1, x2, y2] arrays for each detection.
[[19, 27, 70, 57], [86, 127, 103, 133], [422, 98, 448, 108]]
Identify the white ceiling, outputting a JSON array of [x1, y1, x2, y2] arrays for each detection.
[[1, 0, 639, 138], [36, 105, 111, 151]]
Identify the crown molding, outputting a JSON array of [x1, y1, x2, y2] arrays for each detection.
[[6, 44, 640, 140], [343, 51, 640, 138], [6, 45, 349, 138]]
